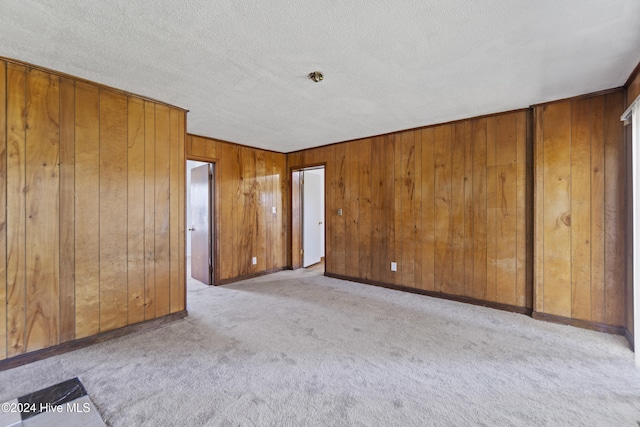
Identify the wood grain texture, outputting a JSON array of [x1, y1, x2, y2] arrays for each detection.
[[434, 125, 452, 293], [472, 119, 488, 301], [570, 98, 592, 321], [169, 108, 182, 312], [533, 90, 626, 327], [6, 63, 27, 357], [494, 114, 517, 306], [99, 90, 129, 331], [1, 60, 186, 360], [0, 61, 6, 360], [450, 123, 465, 295], [143, 101, 156, 319], [25, 69, 60, 352], [400, 131, 415, 287], [291, 170, 302, 269], [292, 111, 529, 310], [542, 101, 572, 318], [58, 77, 75, 343], [127, 97, 146, 324], [357, 140, 372, 279], [463, 121, 474, 297], [74, 82, 100, 338], [420, 128, 435, 292], [154, 105, 171, 317], [345, 142, 360, 278], [186, 135, 288, 281], [603, 91, 625, 327]]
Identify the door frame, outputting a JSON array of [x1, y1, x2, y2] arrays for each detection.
[[187, 156, 220, 285], [289, 163, 327, 270]]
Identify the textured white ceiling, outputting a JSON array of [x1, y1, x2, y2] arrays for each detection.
[[1, 0, 639, 152]]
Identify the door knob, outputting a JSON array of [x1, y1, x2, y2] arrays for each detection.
[[188, 228, 195, 231], [318, 221, 323, 225]]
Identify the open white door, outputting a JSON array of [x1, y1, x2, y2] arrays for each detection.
[[303, 170, 323, 267]]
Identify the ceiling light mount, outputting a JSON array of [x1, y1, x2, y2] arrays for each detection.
[[308, 71, 324, 83]]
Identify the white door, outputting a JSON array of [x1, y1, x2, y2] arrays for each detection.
[[303, 171, 323, 267]]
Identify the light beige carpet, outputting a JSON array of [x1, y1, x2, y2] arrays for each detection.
[[1, 268, 639, 426]]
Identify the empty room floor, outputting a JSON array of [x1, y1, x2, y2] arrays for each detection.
[[0, 267, 639, 426]]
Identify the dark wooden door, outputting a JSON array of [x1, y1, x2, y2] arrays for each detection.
[[190, 164, 212, 284]]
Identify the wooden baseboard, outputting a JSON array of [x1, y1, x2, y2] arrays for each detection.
[[218, 267, 287, 285], [324, 272, 532, 315], [624, 328, 634, 351], [0, 310, 188, 372], [531, 311, 625, 336]]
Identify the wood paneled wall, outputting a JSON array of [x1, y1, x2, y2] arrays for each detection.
[[289, 110, 532, 309], [186, 135, 288, 282], [533, 90, 626, 327], [0, 60, 186, 361]]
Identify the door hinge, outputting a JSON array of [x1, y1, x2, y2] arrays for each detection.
[[300, 249, 304, 255], [209, 266, 213, 273]]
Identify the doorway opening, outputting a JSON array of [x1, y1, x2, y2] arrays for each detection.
[[291, 166, 326, 272], [187, 160, 217, 285]]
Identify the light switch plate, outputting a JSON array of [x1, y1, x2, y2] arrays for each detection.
[[272, 206, 276, 214], [252, 257, 257, 265], [337, 208, 343, 216], [391, 262, 397, 272]]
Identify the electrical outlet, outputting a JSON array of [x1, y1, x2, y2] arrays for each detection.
[[337, 208, 343, 216], [252, 257, 257, 265], [391, 262, 397, 272]]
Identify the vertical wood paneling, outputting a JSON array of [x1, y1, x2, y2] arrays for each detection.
[[75, 82, 100, 338], [450, 123, 465, 295], [421, 128, 435, 292], [370, 138, 383, 281], [6, 63, 26, 357], [333, 144, 346, 276], [381, 136, 395, 285], [24, 69, 60, 352], [219, 143, 234, 279], [533, 90, 625, 327], [154, 105, 171, 317], [413, 135, 422, 288], [434, 125, 451, 293], [603, 91, 625, 327], [127, 98, 146, 324], [472, 119, 488, 301], [486, 117, 498, 302], [177, 113, 186, 308], [293, 110, 529, 310], [0, 61, 6, 360], [1, 60, 186, 360], [590, 96, 606, 324], [187, 136, 288, 280], [99, 90, 128, 332], [393, 135, 403, 285], [169, 109, 181, 312], [494, 114, 518, 306], [400, 132, 415, 287], [58, 77, 75, 343], [463, 121, 474, 297], [256, 150, 267, 272], [570, 98, 592, 321], [240, 147, 255, 275], [542, 102, 572, 318], [345, 142, 359, 277], [358, 139, 372, 280], [143, 101, 156, 319], [516, 111, 528, 308]]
